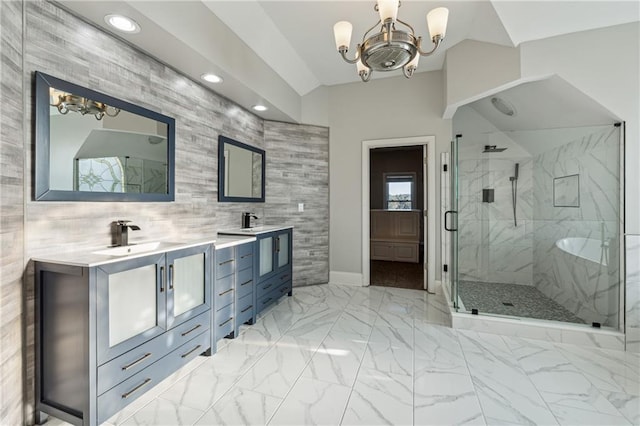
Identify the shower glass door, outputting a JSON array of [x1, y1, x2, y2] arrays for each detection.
[[448, 137, 460, 309], [452, 100, 622, 330]]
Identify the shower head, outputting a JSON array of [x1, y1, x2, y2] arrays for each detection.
[[483, 145, 507, 153]]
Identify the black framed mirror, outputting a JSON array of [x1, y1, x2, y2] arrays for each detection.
[[34, 71, 175, 201], [218, 135, 265, 202]]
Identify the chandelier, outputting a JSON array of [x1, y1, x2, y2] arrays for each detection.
[[333, 0, 449, 82], [50, 90, 120, 121]]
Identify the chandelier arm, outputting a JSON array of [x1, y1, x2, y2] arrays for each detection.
[[339, 46, 360, 64], [417, 35, 443, 56], [361, 19, 382, 44], [395, 18, 415, 35]]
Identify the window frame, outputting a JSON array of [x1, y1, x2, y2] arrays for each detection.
[[383, 172, 416, 210]]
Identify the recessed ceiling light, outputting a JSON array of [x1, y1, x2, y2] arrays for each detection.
[[252, 105, 268, 112], [201, 73, 223, 84], [104, 14, 141, 33]]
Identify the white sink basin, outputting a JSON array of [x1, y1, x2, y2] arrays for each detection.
[[239, 226, 267, 232], [92, 241, 166, 257]]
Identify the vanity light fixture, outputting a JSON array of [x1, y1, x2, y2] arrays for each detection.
[[201, 73, 223, 84], [333, 0, 449, 82], [104, 14, 141, 33], [49, 89, 120, 121], [252, 105, 268, 112]]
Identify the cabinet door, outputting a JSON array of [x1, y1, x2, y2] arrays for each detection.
[[166, 244, 212, 329], [96, 253, 166, 363], [257, 235, 275, 279], [275, 229, 292, 273]]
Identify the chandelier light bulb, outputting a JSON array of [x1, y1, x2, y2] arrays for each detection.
[[426, 7, 449, 40], [377, 0, 399, 23], [333, 21, 353, 50]]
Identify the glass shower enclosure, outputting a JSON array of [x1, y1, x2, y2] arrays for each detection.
[[448, 78, 623, 330]]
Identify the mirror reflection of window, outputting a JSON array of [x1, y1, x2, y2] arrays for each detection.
[[384, 173, 416, 210]]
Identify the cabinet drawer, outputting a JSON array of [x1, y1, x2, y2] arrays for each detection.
[[97, 331, 210, 424], [237, 243, 254, 271], [237, 268, 254, 299], [216, 273, 233, 295], [215, 303, 233, 325], [275, 269, 292, 286], [216, 286, 234, 309], [257, 291, 278, 312], [216, 248, 235, 279], [97, 311, 210, 395], [275, 280, 292, 299], [237, 293, 254, 326], [215, 303, 234, 340], [256, 276, 278, 299]]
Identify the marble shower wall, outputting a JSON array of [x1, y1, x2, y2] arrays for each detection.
[[532, 126, 621, 327], [457, 156, 534, 285], [1, 1, 329, 422]]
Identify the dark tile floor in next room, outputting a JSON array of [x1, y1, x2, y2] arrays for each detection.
[[370, 260, 424, 290]]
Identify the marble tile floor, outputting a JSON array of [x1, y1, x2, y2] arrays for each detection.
[[459, 280, 586, 324], [48, 284, 639, 426]]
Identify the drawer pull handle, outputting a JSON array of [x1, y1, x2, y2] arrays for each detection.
[[181, 344, 202, 359], [241, 253, 253, 259], [181, 324, 202, 337], [122, 378, 151, 399], [262, 283, 272, 291], [160, 266, 165, 292], [240, 280, 252, 286], [280, 274, 289, 280], [262, 298, 272, 305], [169, 264, 174, 290], [122, 352, 152, 371], [241, 305, 253, 313], [219, 288, 233, 296], [219, 317, 233, 327], [219, 259, 234, 266]]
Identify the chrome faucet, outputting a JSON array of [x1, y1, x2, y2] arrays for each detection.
[[242, 212, 259, 229], [113, 220, 141, 246]]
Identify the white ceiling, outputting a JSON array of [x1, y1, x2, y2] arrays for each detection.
[[57, 1, 640, 122]]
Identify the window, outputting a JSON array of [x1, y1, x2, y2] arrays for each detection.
[[384, 173, 415, 210]]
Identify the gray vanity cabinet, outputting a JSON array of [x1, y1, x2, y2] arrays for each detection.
[[35, 243, 213, 426], [255, 228, 293, 315], [214, 241, 256, 341]]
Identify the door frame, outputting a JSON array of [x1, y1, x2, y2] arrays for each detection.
[[362, 136, 436, 292]]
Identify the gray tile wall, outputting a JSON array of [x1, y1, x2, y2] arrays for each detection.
[[0, 1, 25, 425], [1, 0, 329, 421], [264, 121, 330, 286]]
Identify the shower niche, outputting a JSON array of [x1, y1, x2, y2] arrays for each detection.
[[449, 75, 623, 331]]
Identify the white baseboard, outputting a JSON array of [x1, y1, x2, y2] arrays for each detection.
[[329, 271, 363, 287]]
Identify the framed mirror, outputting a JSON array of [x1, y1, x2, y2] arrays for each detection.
[[35, 71, 175, 201], [218, 135, 265, 202]]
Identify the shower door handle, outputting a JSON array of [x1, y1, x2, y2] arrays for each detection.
[[444, 210, 458, 231]]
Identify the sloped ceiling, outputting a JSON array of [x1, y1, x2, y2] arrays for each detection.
[[57, 1, 640, 122]]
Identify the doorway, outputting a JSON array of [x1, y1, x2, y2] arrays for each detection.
[[361, 136, 436, 292]]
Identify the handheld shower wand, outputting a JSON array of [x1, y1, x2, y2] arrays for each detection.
[[510, 163, 519, 227]]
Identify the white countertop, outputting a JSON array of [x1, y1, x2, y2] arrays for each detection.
[[32, 238, 217, 267], [214, 234, 256, 249], [218, 225, 293, 236]]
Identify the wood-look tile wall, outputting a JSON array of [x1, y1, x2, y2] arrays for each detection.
[[0, 0, 329, 422], [1, 2, 25, 425], [264, 121, 330, 286]]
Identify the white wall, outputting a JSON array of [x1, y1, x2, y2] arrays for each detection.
[[328, 71, 452, 281]]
